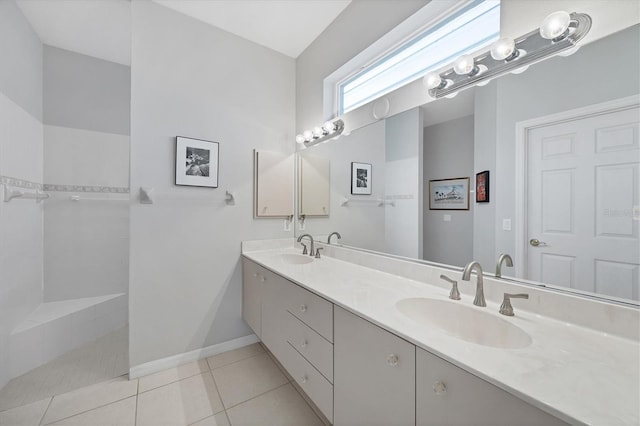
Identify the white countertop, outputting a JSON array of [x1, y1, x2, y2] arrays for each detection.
[[243, 245, 640, 426]]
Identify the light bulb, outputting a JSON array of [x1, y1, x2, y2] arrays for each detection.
[[540, 11, 571, 40], [423, 72, 445, 90], [322, 121, 335, 133], [312, 127, 323, 138], [490, 38, 518, 61], [295, 134, 305, 144], [453, 55, 478, 76], [303, 130, 313, 141]]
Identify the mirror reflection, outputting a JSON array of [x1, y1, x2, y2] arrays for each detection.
[[297, 24, 640, 303]]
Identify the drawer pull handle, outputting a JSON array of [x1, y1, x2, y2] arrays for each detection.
[[300, 304, 307, 313], [301, 340, 308, 348], [301, 375, 308, 384], [433, 381, 447, 396], [386, 354, 399, 367]]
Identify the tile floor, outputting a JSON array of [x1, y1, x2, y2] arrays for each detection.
[[0, 343, 323, 426]]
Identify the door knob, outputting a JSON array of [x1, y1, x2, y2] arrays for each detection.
[[386, 354, 399, 366], [529, 238, 548, 247]]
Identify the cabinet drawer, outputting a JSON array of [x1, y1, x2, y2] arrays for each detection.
[[284, 280, 333, 342], [285, 342, 333, 423], [286, 312, 333, 383]]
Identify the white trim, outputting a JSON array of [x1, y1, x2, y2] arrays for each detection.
[[129, 334, 260, 379], [514, 94, 640, 280], [322, 0, 471, 120]]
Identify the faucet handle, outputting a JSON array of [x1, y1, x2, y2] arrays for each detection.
[[440, 275, 460, 300], [315, 247, 323, 259], [499, 293, 529, 316], [301, 243, 308, 255]]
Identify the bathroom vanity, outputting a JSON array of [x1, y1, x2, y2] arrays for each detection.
[[241, 239, 639, 426]]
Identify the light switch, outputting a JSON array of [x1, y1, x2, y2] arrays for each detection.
[[503, 219, 512, 231], [443, 214, 452, 222]]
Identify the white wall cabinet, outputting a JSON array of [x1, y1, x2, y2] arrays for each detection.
[[416, 347, 567, 426], [334, 306, 416, 426], [242, 257, 566, 426]]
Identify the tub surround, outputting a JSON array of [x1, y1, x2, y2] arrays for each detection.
[[242, 238, 639, 425]]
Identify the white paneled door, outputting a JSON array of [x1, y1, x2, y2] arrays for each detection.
[[527, 103, 639, 301]]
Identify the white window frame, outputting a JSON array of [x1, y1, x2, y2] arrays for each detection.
[[323, 0, 500, 119]]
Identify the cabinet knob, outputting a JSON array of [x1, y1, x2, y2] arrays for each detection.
[[386, 354, 399, 367], [433, 381, 447, 396], [260, 276, 266, 282], [300, 304, 307, 313], [301, 339, 308, 348], [301, 375, 308, 384], [252, 273, 258, 278]]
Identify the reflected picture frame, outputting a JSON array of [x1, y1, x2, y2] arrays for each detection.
[[351, 162, 372, 195], [475, 170, 490, 203], [429, 177, 469, 210], [175, 136, 219, 188]]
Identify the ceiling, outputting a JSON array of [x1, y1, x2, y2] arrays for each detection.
[[16, 0, 351, 66]]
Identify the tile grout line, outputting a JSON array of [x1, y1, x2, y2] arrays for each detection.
[[37, 397, 54, 426], [39, 393, 136, 425], [222, 381, 291, 412]]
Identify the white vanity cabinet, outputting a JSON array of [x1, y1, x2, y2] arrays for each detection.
[[416, 347, 567, 426], [334, 306, 416, 426], [243, 257, 334, 422], [241, 257, 268, 337]]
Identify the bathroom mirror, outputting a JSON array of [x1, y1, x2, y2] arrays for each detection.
[[296, 24, 640, 305], [253, 150, 294, 218], [298, 155, 330, 218]]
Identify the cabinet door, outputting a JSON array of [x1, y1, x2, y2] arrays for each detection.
[[260, 269, 292, 363], [334, 306, 415, 426], [242, 258, 263, 337], [416, 347, 567, 426]]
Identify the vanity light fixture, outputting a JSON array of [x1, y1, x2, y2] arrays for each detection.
[[426, 11, 591, 99], [296, 119, 345, 147]]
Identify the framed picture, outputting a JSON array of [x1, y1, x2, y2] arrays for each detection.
[[175, 136, 219, 188], [351, 162, 372, 195], [476, 170, 490, 203], [429, 177, 470, 210]]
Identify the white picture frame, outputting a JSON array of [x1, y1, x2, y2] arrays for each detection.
[[175, 136, 219, 188], [429, 177, 470, 210]]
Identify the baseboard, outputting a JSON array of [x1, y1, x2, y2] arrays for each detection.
[[129, 334, 260, 379]]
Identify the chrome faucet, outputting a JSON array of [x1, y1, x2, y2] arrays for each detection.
[[297, 234, 314, 257], [327, 231, 342, 244], [440, 275, 460, 300], [461, 261, 486, 307], [495, 253, 513, 278]]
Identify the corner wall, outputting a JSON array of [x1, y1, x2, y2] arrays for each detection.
[[43, 46, 131, 302], [129, 1, 295, 367], [0, 0, 43, 389]]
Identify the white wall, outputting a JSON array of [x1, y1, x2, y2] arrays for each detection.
[[129, 1, 295, 367], [423, 115, 474, 266], [299, 120, 387, 251], [0, 0, 43, 389], [295, 0, 428, 131], [42, 46, 130, 302], [385, 107, 423, 259]]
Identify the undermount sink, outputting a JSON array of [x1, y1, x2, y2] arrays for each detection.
[[396, 298, 532, 349], [277, 253, 314, 265]]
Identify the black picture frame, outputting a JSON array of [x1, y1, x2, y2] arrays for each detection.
[[351, 162, 372, 195], [476, 170, 490, 203], [175, 136, 219, 188]]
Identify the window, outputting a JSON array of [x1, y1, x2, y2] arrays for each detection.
[[338, 0, 500, 115]]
